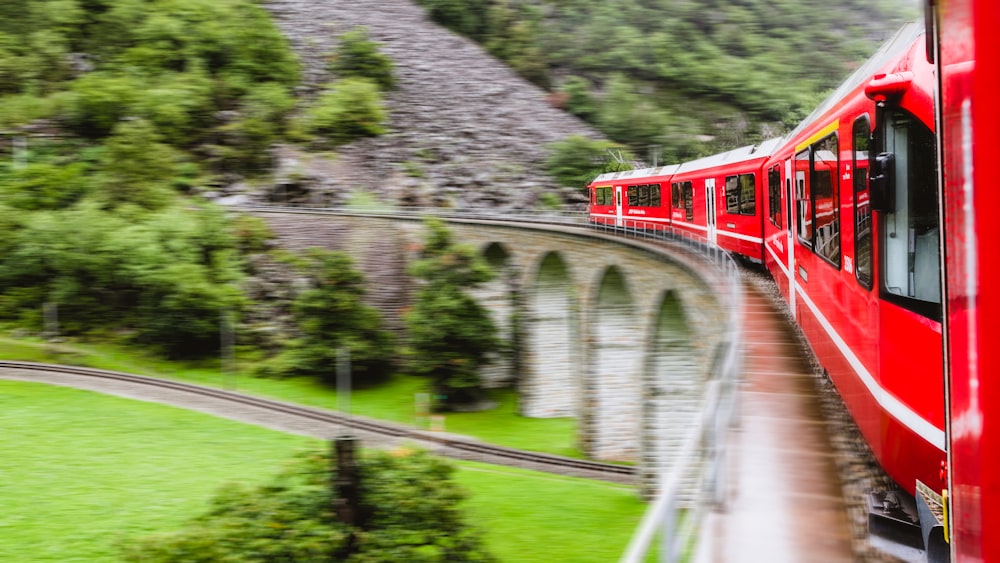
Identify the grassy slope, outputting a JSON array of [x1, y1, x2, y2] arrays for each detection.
[[0, 380, 643, 562]]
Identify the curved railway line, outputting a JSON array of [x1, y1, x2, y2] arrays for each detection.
[[0, 360, 635, 484]]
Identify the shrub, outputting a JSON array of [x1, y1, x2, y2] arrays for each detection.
[[330, 27, 396, 91], [544, 135, 633, 190], [299, 78, 387, 145], [64, 71, 142, 138], [123, 447, 495, 562], [94, 118, 180, 210], [0, 161, 91, 210]]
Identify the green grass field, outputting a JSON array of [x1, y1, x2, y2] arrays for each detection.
[[0, 379, 645, 562], [0, 337, 582, 457]]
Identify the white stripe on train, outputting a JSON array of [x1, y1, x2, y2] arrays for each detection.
[[765, 241, 946, 451]]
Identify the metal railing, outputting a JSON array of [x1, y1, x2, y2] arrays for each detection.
[[585, 220, 744, 563]]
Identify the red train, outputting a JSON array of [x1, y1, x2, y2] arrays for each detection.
[[589, 3, 997, 559], [589, 140, 781, 263]]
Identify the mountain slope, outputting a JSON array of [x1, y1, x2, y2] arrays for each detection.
[[261, 0, 606, 209]]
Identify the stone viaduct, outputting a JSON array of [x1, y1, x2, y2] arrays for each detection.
[[255, 209, 734, 490]]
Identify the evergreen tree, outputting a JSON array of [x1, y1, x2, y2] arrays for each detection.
[[405, 219, 500, 410], [284, 249, 395, 386]]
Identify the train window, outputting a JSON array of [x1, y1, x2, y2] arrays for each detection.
[[650, 184, 661, 207], [878, 108, 940, 320], [768, 165, 782, 228], [671, 184, 681, 208], [638, 184, 650, 207], [740, 174, 756, 215], [680, 181, 694, 221], [795, 149, 812, 246], [594, 186, 611, 206], [812, 134, 840, 266], [724, 174, 755, 215], [853, 116, 873, 288], [726, 177, 740, 213], [628, 185, 638, 206]]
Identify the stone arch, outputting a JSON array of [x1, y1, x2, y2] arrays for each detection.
[[520, 251, 578, 418], [473, 242, 516, 388], [585, 265, 640, 461], [640, 290, 699, 498]]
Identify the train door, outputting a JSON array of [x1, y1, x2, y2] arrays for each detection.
[[870, 103, 944, 491], [705, 179, 717, 245], [615, 185, 623, 227], [785, 158, 796, 312]]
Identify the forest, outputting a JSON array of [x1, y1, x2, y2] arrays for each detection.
[[416, 0, 917, 160]]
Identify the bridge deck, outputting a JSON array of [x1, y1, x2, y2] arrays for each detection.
[[695, 279, 856, 562]]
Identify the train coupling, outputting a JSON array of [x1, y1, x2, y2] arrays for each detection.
[[867, 489, 922, 551], [865, 485, 951, 563]]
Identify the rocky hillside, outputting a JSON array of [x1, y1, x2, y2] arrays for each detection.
[[257, 0, 606, 211]]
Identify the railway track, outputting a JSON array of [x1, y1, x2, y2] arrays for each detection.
[[0, 360, 635, 484]]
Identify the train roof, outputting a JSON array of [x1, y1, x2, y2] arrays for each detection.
[[675, 137, 783, 174], [590, 164, 680, 184], [784, 20, 924, 142], [589, 137, 782, 185]]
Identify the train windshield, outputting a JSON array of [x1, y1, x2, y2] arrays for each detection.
[[879, 107, 941, 321]]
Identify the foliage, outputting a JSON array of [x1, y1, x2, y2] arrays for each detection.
[[415, 0, 917, 159], [596, 74, 670, 152], [63, 70, 142, 137], [276, 249, 395, 385], [560, 75, 597, 121], [297, 78, 388, 145], [405, 219, 501, 410], [416, 0, 490, 38], [123, 447, 495, 562], [544, 135, 633, 190], [0, 161, 91, 210], [94, 118, 181, 210], [0, 0, 302, 357], [0, 0, 299, 172], [0, 201, 247, 357], [330, 26, 396, 91]]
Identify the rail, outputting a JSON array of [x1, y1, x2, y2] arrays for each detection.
[[238, 204, 745, 561], [0, 361, 635, 481]]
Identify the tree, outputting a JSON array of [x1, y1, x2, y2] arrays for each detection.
[[544, 135, 633, 191], [405, 219, 500, 410], [122, 447, 495, 562], [282, 249, 395, 386], [95, 118, 180, 210]]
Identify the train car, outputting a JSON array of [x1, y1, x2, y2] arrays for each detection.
[[667, 140, 780, 262], [761, 20, 946, 500], [587, 165, 679, 229], [587, 140, 780, 263], [935, 0, 999, 560]]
